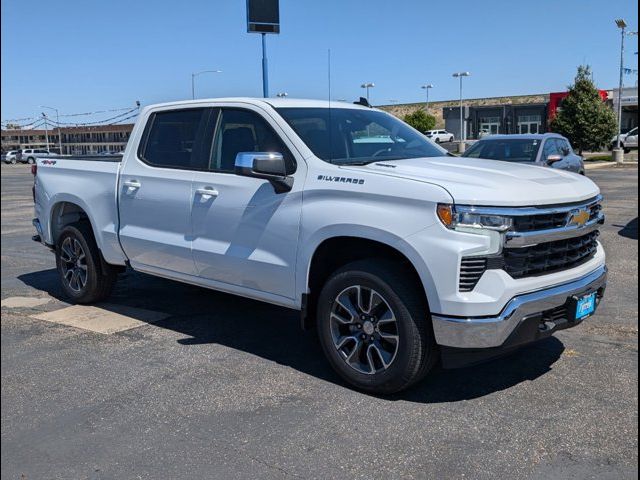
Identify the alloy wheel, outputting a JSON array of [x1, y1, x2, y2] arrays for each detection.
[[329, 285, 399, 375], [60, 237, 88, 292]]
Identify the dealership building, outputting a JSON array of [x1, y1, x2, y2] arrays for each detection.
[[381, 87, 637, 141]]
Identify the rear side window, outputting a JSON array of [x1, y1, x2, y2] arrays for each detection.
[[139, 108, 209, 170]]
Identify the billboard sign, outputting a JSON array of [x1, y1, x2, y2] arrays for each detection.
[[247, 0, 280, 34]]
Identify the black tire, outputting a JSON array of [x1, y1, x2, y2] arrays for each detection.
[[316, 259, 437, 394], [26, 157, 35, 164], [434, 137, 441, 143], [449, 136, 455, 142], [55, 222, 118, 303]]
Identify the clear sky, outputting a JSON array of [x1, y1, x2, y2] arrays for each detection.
[[1, 0, 638, 123]]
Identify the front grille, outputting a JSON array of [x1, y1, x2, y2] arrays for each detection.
[[503, 231, 599, 278], [459, 257, 488, 292], [512, 201, 602, 232], [513, 212, 567, 232]]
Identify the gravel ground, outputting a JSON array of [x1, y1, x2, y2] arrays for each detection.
[[1, 163, 637, 480]]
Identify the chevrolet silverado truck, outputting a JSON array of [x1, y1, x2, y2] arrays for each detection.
[[32, 98, 607, 394]]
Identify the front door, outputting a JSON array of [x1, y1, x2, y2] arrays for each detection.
[[191, 106, 303, 299], [118, 107, 214, 275]]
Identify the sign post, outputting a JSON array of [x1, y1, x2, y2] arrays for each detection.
[[246, 0, 280, 98]]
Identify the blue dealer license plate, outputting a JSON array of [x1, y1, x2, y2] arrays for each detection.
[[575, 292, 597, 320]]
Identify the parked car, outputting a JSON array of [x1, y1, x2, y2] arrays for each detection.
[[425, 129, 455, 143], [462, 134, 585, 174], [2, 150, 21, 164], [32, 98, 606, 394], [611, 127, 638, 153], [21, 149, 57, 164], [478, 128, 492, 138]]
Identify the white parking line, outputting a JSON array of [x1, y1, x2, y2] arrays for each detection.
[[2, 296, 51, 308], [31, 304, 169, 334]]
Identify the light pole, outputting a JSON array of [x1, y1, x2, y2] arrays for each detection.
[[452, 72, 471, 153], [421, 84, 434, 112], [191, 70, 222, 100], [360, 82, 375, 102], [41, 105, 62, 154]]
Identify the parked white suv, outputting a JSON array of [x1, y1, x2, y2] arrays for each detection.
[[425, 129, 455, 143], [32, 98, 607, 394], [21, 149, 56, 164]]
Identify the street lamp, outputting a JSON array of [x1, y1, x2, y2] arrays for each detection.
[[360, 82, 375, 102], [191, 70, 222, 100], [40, 105, 62, 154], [421, 84, 434, 111], [452, 72, 471, 153]]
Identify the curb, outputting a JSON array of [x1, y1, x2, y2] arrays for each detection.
[[585, 161, 638, 170]]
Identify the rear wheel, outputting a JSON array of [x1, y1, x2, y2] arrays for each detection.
[[55, 222, 118, 303], [434, 137, 441, 143], [316, 260, 437, 394], [26, 157, 35, 164]]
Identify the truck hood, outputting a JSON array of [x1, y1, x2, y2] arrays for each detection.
[[342, 156, 599, 206]]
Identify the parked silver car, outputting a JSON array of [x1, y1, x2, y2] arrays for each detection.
[[462, 134, 585, 174], [611, 127, 638, 153], [2, 150, 20, 164]]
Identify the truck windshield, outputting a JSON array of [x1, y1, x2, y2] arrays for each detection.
[[462, 138, 542, 163], [276, 107, 447, 165]]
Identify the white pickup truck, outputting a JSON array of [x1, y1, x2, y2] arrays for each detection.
[[32, 98, 607, 394]]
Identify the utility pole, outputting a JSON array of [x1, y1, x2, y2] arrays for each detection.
[[41, 113, 50, 151], [41, 105, 62, 154], [614, 19, 627, 164]]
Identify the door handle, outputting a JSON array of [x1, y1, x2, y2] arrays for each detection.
[[195, 187, 219, 198], [123, 180, 141, 189]]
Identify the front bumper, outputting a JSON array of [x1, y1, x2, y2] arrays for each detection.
[[432, 265, 607, 352]]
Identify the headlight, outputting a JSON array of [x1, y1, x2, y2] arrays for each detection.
[[437, 204, 513, 232]]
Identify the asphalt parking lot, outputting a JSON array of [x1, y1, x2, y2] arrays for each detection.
[[1, 163, 638, 479]]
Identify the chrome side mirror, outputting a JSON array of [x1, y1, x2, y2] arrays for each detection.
[[234, 152, 293, 193], [546, 154, 563, 165]]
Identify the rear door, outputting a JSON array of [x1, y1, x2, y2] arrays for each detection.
[[118, 107, 215, 275], [191, 105, 303, 299]]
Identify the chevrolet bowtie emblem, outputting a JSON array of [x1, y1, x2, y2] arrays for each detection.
[[567, 208, 590, 227]]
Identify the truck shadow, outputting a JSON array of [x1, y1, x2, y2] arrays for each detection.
[[19, 268, 564, 404], [615, 217, 638, 240]]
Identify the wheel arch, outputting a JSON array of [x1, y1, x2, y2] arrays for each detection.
[[300, 231, 437, 330]]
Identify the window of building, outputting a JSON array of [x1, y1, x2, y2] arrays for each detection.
[[517, 114, 542, 134]]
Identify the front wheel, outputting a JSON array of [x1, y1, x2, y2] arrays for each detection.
[[316, 260, 437, 394], [55, 222, 118, 303]]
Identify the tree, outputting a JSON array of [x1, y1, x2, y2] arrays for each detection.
[[403, 109, 436, 133], [550, 65, 617, 154]]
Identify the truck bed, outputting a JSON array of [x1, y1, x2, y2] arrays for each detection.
[[34, 157, 126, 265]]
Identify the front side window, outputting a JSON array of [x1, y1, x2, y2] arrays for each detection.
[[542, 138, 560, 158], [462, 138, 541, 162], [140, 108, 208, 170], [210, 109, 295, 174], [277, 107, 447, 165]]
